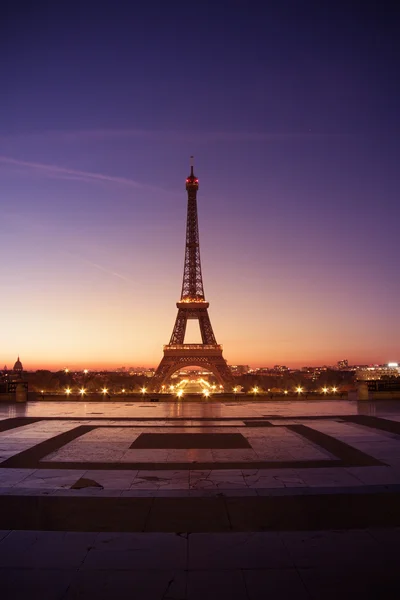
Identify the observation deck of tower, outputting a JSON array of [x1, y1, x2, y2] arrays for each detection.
[[152, 159, 233, 391]]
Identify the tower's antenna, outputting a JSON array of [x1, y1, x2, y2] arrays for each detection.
[[190, 155, 194, 176]]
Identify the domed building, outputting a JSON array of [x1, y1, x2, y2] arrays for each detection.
[[3, 356, 25, 384], [13, 356, 24, 375], [0, 357, 27, 398]]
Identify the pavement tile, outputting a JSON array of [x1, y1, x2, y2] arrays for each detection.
[[188, 532, 293, 569], [82, 532, 187, 570], [244, 568, 311, 599], [299, 565, 400, 599], [0, 530, 96, 569], [345, 466, 400, 485], [187, 569, 247, 600], [0, 530, 10, 543], [13, 470, 86, 489], [279, 529, 384, 568], [81, 469, 139, 489], [0, 468, 36, 486], [65, 569, 187, 600], [2, 568, 74, 600]]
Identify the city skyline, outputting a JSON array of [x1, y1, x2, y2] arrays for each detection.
[[1, 2, 399, 370]]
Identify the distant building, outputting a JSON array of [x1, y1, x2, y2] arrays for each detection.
[[1, 357, 28, 395], [1, 357, 24, 383], [337, 359, 349, 370], [356, 364, 400, 381], [230, 365, 250, 375], [12, 356, 23, 378]]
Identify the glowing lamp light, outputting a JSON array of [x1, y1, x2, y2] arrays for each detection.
[[252, 386, 259, 394], [102, 388, 108, 395], [177, 389, 184, 398], [296, 386, 303, 394], [41, 390, 44, 394], [322, 387, 328, 394], [122, 389, 126, 393], [65, 388, 71, 395], [79, 388, 86, 396], [233, 386, 238, 393], [332, 386, 338, 393], [83, 369, 89, 375], [64, 368, 69, 374], [203, 389, 210, 398], [141, 387, 147, 394], [169, 385, 174, 391], [284, 390, 288, 395]]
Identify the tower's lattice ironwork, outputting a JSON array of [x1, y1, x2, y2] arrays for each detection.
[[152, 160, 233, 391]]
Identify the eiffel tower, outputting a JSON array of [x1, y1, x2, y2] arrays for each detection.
[[152, 159, 233, 391]]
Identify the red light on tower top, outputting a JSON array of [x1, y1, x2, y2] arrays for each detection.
[[185, 156, 199, 190]]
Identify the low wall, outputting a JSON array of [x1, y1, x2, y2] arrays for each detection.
[[26, 392, 350, 402], [0, 393, 15, 403]]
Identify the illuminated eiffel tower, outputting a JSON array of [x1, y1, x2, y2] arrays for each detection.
[[152, 159, 233, 391]]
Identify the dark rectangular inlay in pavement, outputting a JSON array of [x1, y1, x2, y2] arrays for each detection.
[[0, 425, 95, 469], [287, 424, 385, 467], [130, 433, 251, 449], [0, 417, 42, 433], [345, 415, 400, 436]]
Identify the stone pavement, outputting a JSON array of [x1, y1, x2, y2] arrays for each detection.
[[1, 400, 400, 598]]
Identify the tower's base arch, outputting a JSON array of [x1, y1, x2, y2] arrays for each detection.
[[151, 345, 234, 392]]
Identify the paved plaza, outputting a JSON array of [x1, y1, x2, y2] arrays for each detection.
[[1, 399, 400, 598]]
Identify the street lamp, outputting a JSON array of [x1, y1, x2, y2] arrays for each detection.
[[296, 386, 303, 394], [79, 387, 86, 396], [141, 387, 147, 395], [64, 368, 69, 374], [203, 389, 210, 398], [177, 389, 184, 398], [284, 390, 288, 395], [332, 386, 338, 394], [322, 387, 328, 394], [83, 369, 89, 375], [102, 387, 108, 396], [252, 386, 259, 395], [65, 388, 72, 396]]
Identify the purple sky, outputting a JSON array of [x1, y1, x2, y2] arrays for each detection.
[[1, 1, 399, 369]]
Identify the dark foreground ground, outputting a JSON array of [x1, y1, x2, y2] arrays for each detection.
[[1, 399, 400, 599]]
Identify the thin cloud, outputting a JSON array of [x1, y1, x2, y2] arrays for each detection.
[[81, 258, 133, 284], [66, 252, 134, 284], [0, 155, 169, 193]]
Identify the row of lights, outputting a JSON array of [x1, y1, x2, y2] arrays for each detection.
[[52, 387, 124, 396], [248, 386, 338, 395], [41, 385, 339, 396]]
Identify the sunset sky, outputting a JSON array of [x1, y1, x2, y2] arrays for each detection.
[[1, 1, 399, 370]]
